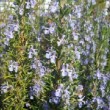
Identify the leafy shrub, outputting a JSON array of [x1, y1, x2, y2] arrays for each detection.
[[0, 0, 110, 110]]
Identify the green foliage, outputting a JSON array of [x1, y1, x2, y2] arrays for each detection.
[[0, 0, 110, 110]]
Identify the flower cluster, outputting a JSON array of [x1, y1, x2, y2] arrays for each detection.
[[45, 48, 57, 64], [28, 45, 37, 59], [26, 0, 37, 9], [8, 60, 18, 72], [1, 82, 13, 94], [4, 15, 19, 45], [0, 0, 110, 110], [29, 81, 44, 99]]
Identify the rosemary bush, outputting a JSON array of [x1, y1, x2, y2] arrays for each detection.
[[0, 0, 110, 110]]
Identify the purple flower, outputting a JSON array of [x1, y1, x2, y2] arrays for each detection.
[[61, 64, 68, 77], [49, 96, 60, 105], [37, 60, 42, 67], [102, 75, 108, 85], [43, 26, 55, 35], [92, 0, 96, 5], [13, 62, 18, 73], [39, 66, 46, 77], [72, 32, 79, 40], [64, 89, 70, 99], [44, 29, 50, 35], [19, 7, 24, 15], [102, 106, 109, 110], [8, 15, 13, 21], [78, 101, 83, 108], [29, 81, 44, 98], [75, 5, 82, 18], [31, 63, 37, 69], [68, 70, 73, 81], [77, 12, 82, 18], [50, 53, 56, 64], [73, 73, 78, 79], [78, 95, 85, 108], [45, 48, 57, 63], [86, 44, 91, 50], [1, 83, 13, 94], [28, 51, 33, 58], [92, 41, 96, 53], [53, 97, 60, 104], [55, 89, 62, 97], [49, 26, 55, 34], [96, 69, 102, 80], [25, 103, 30, 108], [4, 30, 14, 39], [46, 50, 52, 59], [29, 84, 41, 97], [86, 58, 89, 64], [28, 46, 37, 58], [1, 84, 9, 94], [26, 1, 30, 9], [4, 38, 9, 45], [100, 84, 105, 97], [30, 95, 34, 100], [49, 2, 59, 13], [8, 60, 18, 72], [8, 60, 14, 72], [57, 35, 65, 46], [77, 85, 83, 91], [75, 50, 80, 60], [30, 0, 37, 8], [13, 23, 19, 31], [96, 97, 104, 109]]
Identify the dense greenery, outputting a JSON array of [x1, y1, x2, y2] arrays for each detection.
[[0, 0, 110, 110]]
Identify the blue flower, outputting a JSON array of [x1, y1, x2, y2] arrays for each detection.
[[28, 45, 37, 58], [29, 81, 44, 98], [61, 64, 68, 77], [100, 84, 105, 97], [13, 62, 18, 73], [26, 1, 30, 9], [46, 50, 52, 59], [49, 96, 60, 105], [1, 83, 13, 94], [92, 0, 96, 5], [13, 23, 19, 32], [8, 60, 18, 72], [19, 7, 24, 15], [96, 69, 102, 80], [50, 53, 56, 64], [78, 101, 83, 108], [28, 51, 33, 58], [25, 103, 30, 108], [8, 60, 14, 72], [49, 2, 59, 13], [55, 89, 62, 97], [30, 0, 37, 8], [96, 97, 105, 109], [78, 95, 85, 108], [4, 29, 14, 39]]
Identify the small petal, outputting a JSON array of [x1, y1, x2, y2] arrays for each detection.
[[26, 2, 30, 9], [50, 55, 56, 63], [9, 65, 13, 72], [28, 52, 33, 58]]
